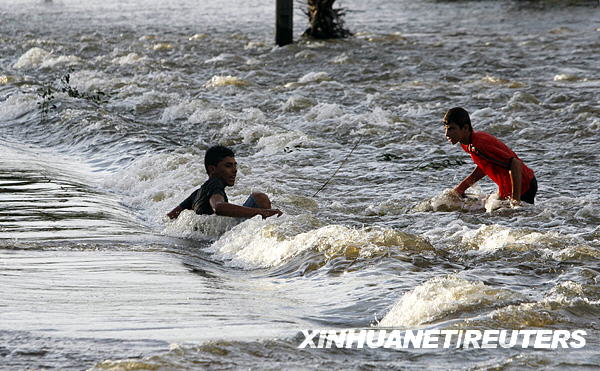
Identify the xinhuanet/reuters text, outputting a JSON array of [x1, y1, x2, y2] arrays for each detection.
[[298, 329, 587, 349]]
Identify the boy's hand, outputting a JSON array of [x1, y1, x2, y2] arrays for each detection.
[[167, 206, 183, 219], [259, 208, 283, 219], [510, 198, 522, 208], [449, 188, 464, 199]]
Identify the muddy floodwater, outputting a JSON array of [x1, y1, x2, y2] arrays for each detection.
[[1, 0, 599, 369]]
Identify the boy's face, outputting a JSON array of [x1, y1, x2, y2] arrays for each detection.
[[444, 122, 470, 145], [208, 156, 237, 186]]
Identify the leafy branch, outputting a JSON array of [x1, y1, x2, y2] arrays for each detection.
[[37, 86, 56, 123], [36, 71, 110, 122], [58, 73, 109, 104]]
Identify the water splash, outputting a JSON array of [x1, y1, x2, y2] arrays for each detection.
[[379, 275, 522, 327]]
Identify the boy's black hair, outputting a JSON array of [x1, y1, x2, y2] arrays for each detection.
[[204, 145, 235, 173], [443, 107, 472, 131]]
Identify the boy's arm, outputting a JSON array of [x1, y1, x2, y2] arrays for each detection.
[[509, 158, 522, 204], [454, 166, 486, 196], [167, 190, 197, 219], [210, 194, 282, 219]]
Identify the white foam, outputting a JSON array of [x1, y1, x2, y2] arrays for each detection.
[[547, 281, 597, 302], [219, 109, 277, 144], [356, 106, 392, 128], [136, 71, 179, 85], [139, 35, 158, 41], [161, 99, 207, 123], [0, 93, 38, 121], [204, 75, 249, 88], [102, 151, 206, 226], [184, 107, 282, 145], [365, 199, 405, 216], [414, 188, 487, 213], [189, 33, 208, 41], [13, 47, 51, 69], [294, 50, 317, 59], [488, 281, 600, 327], [459, 224, 585, 254], [484, 193, 512, 212], [488, 301, 563, 328], [188, 107, 233, 124], [551, 245, 600, 262], [416, 190, 521, 213], [297, 71, 331, 84], [208, 219, 433, 270], [344, 106, 395, 134], [506, 91, 540, 106], [13, 47, 82, 69], [68, 70, 115, 93], [0, 75, 14, 84], [379, 275, 521, 327], [578, 192, 599, 212], [463, 225, 540, 252], [204, 53, 244, 64], [152, 43, 174, 51], [505, 91, 541, 111], [162, 210, 241, 240], [117, 90, 179, 112], [245, 41, 266, 50], [549, 26, 575, 34], [331, 53, 350, 64], [470, 107, 498, 119], [255, 131, 316, 155], [305, 103, 344, 121], [302, 104, 395, 137], [206, 215, 316, 268], [554, 73, 581, 82], [480, 76, 524, 88], [245, 57, 262, 65], [112, 53, 147, 65], [281, 95, 316, 112], [511, 91, 541, 104], [40, 55, 81, 69]]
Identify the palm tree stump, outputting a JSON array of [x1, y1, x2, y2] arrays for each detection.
[[304, 0, 352, 39]]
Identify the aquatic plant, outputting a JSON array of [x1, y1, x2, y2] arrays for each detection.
[[36, 86, 56, 123], [36, 71, 109, 122]]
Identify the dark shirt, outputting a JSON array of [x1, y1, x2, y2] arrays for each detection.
[[179, 177, 228, 215]]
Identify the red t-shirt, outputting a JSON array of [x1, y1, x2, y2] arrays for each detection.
[[461, 131, 535, 199]]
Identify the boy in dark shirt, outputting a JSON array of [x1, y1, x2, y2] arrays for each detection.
[[443, 107, 537, 206], [167, 145, 283, 220]]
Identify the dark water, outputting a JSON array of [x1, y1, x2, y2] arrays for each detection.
[[1, 0, 599, 369]]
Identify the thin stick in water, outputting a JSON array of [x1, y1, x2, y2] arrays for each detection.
[[312, 136, 363, 197]]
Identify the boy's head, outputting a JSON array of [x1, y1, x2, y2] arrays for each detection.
[[443, 107, 472, 145], [443, 107, 472, 131], [204, 145, 237, 186]]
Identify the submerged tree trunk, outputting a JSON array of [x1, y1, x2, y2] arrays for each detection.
[[304, 0, 352, 39]]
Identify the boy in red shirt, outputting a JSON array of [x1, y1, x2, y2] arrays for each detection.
[[443, 107, 537, 206]]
